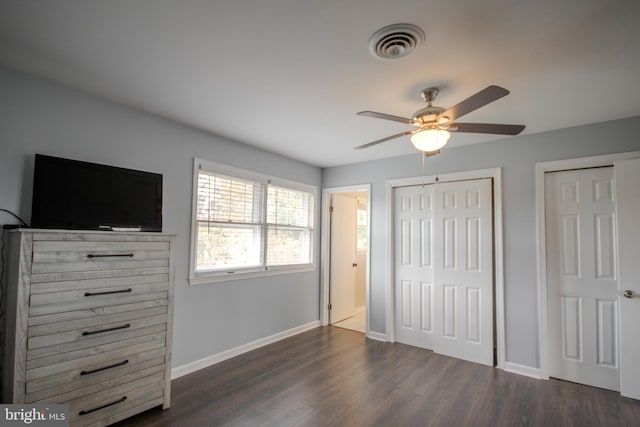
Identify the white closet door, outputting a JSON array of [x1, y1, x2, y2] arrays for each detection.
[[394, 179, 494, 365], [394, 185, 436, 349], [546, 167, 619, 391], [432, 179, 494, 365], [614, 158, 640, 400]]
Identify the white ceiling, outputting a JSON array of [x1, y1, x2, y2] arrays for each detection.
[[2, 0, 640, 167]]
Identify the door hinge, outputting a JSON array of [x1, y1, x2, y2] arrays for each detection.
[[329, 205, 334, 213], [328, 304, 332, 310]]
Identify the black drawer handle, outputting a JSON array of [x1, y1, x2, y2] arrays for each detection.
[[79, 396, 127, 416], [80, 359, 129, 376], [84, 288, 132, 297], [87, 253, 134, 258], [82, 323, 131, 336]]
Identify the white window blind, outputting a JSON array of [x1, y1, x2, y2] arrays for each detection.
[[191, 159, 316, 283], [196, 171, 264, 272], [266, 185, 314, 266]]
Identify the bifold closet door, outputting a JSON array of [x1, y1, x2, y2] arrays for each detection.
[[394, 179, 494, 366]]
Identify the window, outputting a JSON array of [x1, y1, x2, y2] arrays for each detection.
[[190, 158, 316, 284], [356, 202, 368, 252]]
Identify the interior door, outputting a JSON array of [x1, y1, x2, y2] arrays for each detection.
[[394, 184, 436, 349], [329, 193, 357, 324], [394, 179, 494, 365], [614, 158, 640, 400], [545, 167, 619, 391]]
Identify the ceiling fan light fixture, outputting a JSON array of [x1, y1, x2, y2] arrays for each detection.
[[410, 129, 450, 152]]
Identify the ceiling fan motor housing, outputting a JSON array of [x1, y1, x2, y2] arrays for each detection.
[[412, 88, 445, 125]]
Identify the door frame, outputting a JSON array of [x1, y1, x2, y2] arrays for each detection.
[[535, 150, 640, 381], [386, 167, 506, 368], [320, 184, 371, 334]]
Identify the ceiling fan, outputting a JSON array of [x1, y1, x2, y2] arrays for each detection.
[[355, 85, 525, 154]]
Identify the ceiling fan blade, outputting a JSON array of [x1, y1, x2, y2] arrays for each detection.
[[354, 130, 417, 150], [447, 122, 525, 135], [438, 85, 510, 122], [357, 111, 415, 125]]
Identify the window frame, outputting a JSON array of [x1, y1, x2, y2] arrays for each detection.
[[189, 158, 317, 285]]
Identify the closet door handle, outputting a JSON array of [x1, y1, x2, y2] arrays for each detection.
[[79, 396, 127, 416], [82, 323, 130, 336], [87, 253, 134, 258], [84, 288, 132, 297], [80, 360, 129, 376]]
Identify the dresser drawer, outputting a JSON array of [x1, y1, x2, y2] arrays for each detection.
[[31, 240, 170, 265], [29, 279, 169, 317], [26, 333, 166, 378], [28, 300, 169, 328], [66, 372, 165, 427], [27, 313, 168, 360], [26, 351, 165, 403]]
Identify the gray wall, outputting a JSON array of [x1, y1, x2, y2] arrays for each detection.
[[0, 66, 322, 369], [323, 116, 640, 369]]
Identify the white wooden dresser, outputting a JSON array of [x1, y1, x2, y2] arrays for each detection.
[[2, 229, 175, 426]]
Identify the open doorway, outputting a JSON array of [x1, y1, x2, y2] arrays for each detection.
[[321, 185, 370, 335]]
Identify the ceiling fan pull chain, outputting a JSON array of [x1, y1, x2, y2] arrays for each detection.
[[422, 152, 427, 187]]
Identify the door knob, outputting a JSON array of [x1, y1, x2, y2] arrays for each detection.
[[352, 263, 358, 267], [623, 290, 635, 299]]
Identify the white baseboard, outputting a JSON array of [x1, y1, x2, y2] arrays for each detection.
[[366, 331, 388, 342], [354, 305, 366, 314], [171, 320, 320, 379], [504, 361, 542, 379]]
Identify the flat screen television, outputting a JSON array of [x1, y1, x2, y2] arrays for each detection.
[[31, 154, 163, 232]]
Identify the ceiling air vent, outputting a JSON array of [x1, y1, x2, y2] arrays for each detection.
[[368, 23, 425, 60]]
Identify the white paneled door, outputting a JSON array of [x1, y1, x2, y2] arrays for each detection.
[[545, 167, 620, 391], [614, 158, 640, 400], [394, 179, 494, 366]]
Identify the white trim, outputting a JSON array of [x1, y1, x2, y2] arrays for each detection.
[[320, 184, 371, 337], [504, 362, 543, 379], [386, 167, 506, 368], [171, 321, 320, 379], [189, 157, 318, 285], [535, 150, 640, 381], [366, 331, 389, 342], [354, 305, 366, 314]]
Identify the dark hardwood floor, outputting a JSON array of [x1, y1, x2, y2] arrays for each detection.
[[115, 326, 640, 427]]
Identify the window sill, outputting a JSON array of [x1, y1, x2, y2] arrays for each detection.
[[189, 264, 316, 286]]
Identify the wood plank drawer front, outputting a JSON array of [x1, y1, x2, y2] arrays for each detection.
[[67, 374, 165, 427], [32, 240, 169, 263], [26, 357, 165, 404], [26, 334, 166, 378], [31, 265, 169, 284], [28, 299, 168, 327], [27, 314, 168, 359], [30, 272, 169, 295], [26, 349, 164, 399], [29, 283, 168, 317], [28, 306, 167, 337]]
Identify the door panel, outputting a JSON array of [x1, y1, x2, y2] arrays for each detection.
[[614, 158, 640, 399], [394, 179, 494, 365], [433, 179, 494, 365], [329, 194, 357, 324], [546, 167, 619, 391], [394, 185, 436, 349]]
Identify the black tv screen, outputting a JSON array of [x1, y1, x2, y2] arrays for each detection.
[[31, 154, 163, 232]]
